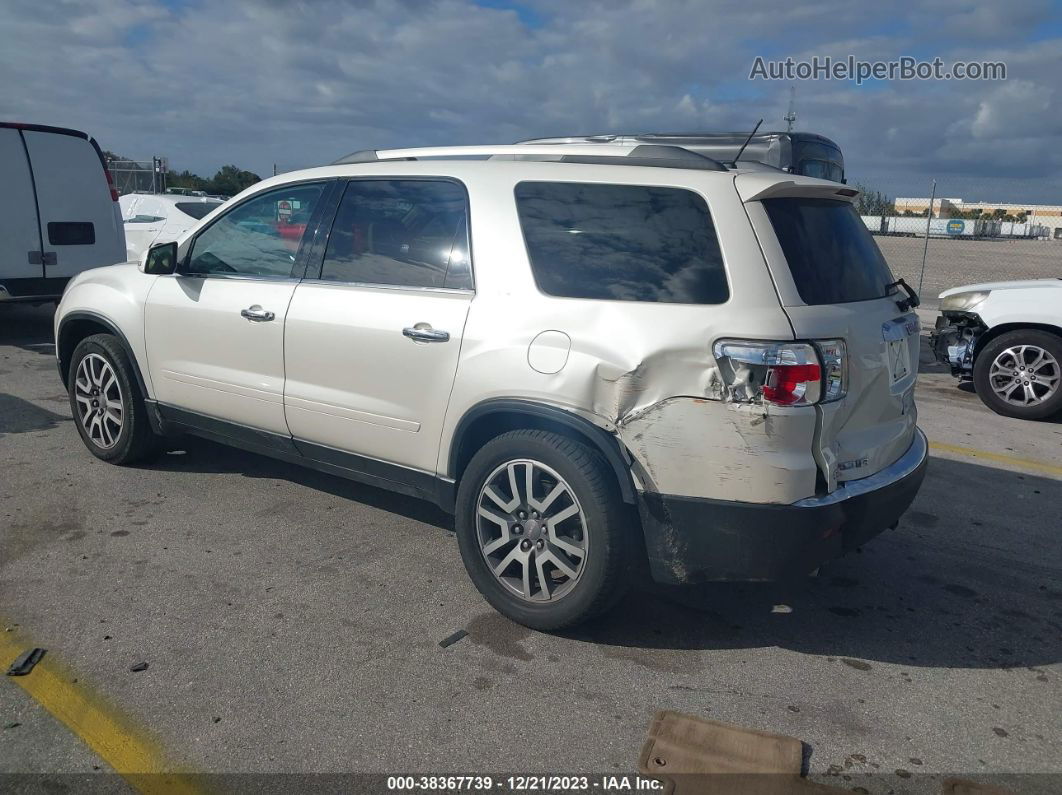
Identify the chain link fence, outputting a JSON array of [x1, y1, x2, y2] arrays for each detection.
[[852, 174, 1061, 308], [106, 158, 167, 196]]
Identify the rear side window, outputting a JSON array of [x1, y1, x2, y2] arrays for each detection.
[[175, 202, 221, 220], [514, 182, 728, 304], [763, 198, 895, 305], [47, 222, 95, 245], [320, 179, 471, 290]]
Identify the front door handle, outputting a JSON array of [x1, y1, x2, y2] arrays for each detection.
[[402, 326, 450, 343], [241, 305, 275, 322]]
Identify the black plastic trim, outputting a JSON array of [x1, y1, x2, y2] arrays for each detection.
[[56, 311, 149, 396], [155, 404, 456, 511], [448, 398, 636, 505], [638, 446, 927, 584]]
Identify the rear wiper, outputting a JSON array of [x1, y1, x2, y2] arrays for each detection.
[[886, 278, 920, 311]]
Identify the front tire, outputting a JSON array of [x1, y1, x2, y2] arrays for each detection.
[[68, 334, 159, 464], [455, 429, 634, 630], [972, 329, 1062, 420]]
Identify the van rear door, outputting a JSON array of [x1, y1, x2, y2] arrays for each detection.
[[22, 130, 125, 279], [741, 182, 918, 491], [0, 127, 45, 284]]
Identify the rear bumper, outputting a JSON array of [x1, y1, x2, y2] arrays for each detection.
[[637, 428, 928, 584]]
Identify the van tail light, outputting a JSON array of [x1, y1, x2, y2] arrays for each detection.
[[712, 339, 847, 406], [104, 168, 120, 202]]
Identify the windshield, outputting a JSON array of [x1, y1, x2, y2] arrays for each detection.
[[793, 141, 844, 182], [176, 201, 222, 220], [763, 197, 895, 305]]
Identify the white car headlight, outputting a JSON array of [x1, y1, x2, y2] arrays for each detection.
[[940, 290, 990, 312]]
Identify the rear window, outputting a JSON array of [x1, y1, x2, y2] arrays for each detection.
[[176, 201, 221, 220], [763, 198, 894, 305], [514, 182, 729, 304], [47, 221, 95, 245]]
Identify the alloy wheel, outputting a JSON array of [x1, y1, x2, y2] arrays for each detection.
[[476, 459, 588, 603], [988, 344, 1060, 407], [74, 353, 124, 449]]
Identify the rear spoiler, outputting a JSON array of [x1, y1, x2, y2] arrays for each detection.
[[735, 173, 860, 203]]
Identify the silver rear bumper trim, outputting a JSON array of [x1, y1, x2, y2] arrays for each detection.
[[793, 428, 928, 508]]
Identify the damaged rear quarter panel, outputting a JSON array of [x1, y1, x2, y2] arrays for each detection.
[[438, 167, 813, 505]]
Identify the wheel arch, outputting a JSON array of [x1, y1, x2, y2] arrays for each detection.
[[974, 322, 1062, 362], [57, 311, 149, 399], [447, 399, 637, 505]]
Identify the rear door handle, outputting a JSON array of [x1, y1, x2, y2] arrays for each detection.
[[241, 305, 275, 322], [402, 326, 450, 343]]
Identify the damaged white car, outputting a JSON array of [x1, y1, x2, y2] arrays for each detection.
[[931, 280, 1062, 420], [54, 143, 927, 629]]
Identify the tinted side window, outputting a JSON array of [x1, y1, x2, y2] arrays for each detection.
[[175, 201, 222, 220], [320, 180, 471, 290], [514, 182, 729, 304], [47, 222, 95, 245], [186, 183, 324, 277], [763, 198, 894, 305]]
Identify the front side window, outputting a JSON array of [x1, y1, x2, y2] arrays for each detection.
[[319, 179, 471, 290], [514, 182, 729, 304], [186, 183, 325, 277]]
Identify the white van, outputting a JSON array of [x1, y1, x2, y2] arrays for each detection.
[[0, 122, 126, 303]]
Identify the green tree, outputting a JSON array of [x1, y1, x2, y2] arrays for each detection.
[[852, 183, 895, 216], [208, 165, 261, 197], [167, 170, 209, 191]]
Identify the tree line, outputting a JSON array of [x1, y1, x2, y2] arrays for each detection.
[[853, 183, 1030, 223], [103, 151, 261, 197]]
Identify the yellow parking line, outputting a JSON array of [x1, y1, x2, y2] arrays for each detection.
[[0, 632, 202, 795], [929, 441, 1062, 478]]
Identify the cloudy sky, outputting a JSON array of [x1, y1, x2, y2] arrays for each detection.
[[2, 0, 1060, 202]]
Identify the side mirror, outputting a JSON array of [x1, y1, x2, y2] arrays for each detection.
[[143, 241, 178, 275]]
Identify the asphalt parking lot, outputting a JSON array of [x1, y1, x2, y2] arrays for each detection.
[[1, 301, 1060, 793]]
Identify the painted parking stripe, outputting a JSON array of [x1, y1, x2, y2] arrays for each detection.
[[929, 441, 1062, 478], [0, 632, 201, 795]]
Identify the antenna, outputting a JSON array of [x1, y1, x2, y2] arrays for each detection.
[[733, 119, 763, 164], [784, 86, 797, 132]]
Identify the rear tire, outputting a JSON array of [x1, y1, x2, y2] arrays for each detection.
[[68, 334, 160, 464], [972, 329, 1062, 420], [455, 429, 634, 630]]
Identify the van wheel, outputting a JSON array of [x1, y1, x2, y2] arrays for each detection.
[[68, 334, 159, 464], [973, 330, 1062, 420], [455, 429, 634, 630]]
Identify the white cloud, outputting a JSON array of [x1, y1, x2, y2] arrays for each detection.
[[0, 0, 1057, 199]]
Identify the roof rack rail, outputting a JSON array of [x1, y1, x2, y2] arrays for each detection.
[[332, 144, 727, 171]]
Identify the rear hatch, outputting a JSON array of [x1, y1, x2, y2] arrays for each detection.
[[740, 179, 919, 489]]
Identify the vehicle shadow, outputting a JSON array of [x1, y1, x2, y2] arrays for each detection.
[[147, 435, 455, 532], [0, 303, 56, 352], [0, 393, 70, 437], [564, 455, 1062, 670], [152, 433, 1061, 670]]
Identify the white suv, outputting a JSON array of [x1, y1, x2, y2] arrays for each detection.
[[55, 144, 927, 629]]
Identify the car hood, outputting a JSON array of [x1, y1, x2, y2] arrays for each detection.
[[939, 278, 1062, 298]]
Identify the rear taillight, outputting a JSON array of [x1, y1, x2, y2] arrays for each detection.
[[104, 168, 119, 202], [712, 339, 847, 406]]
